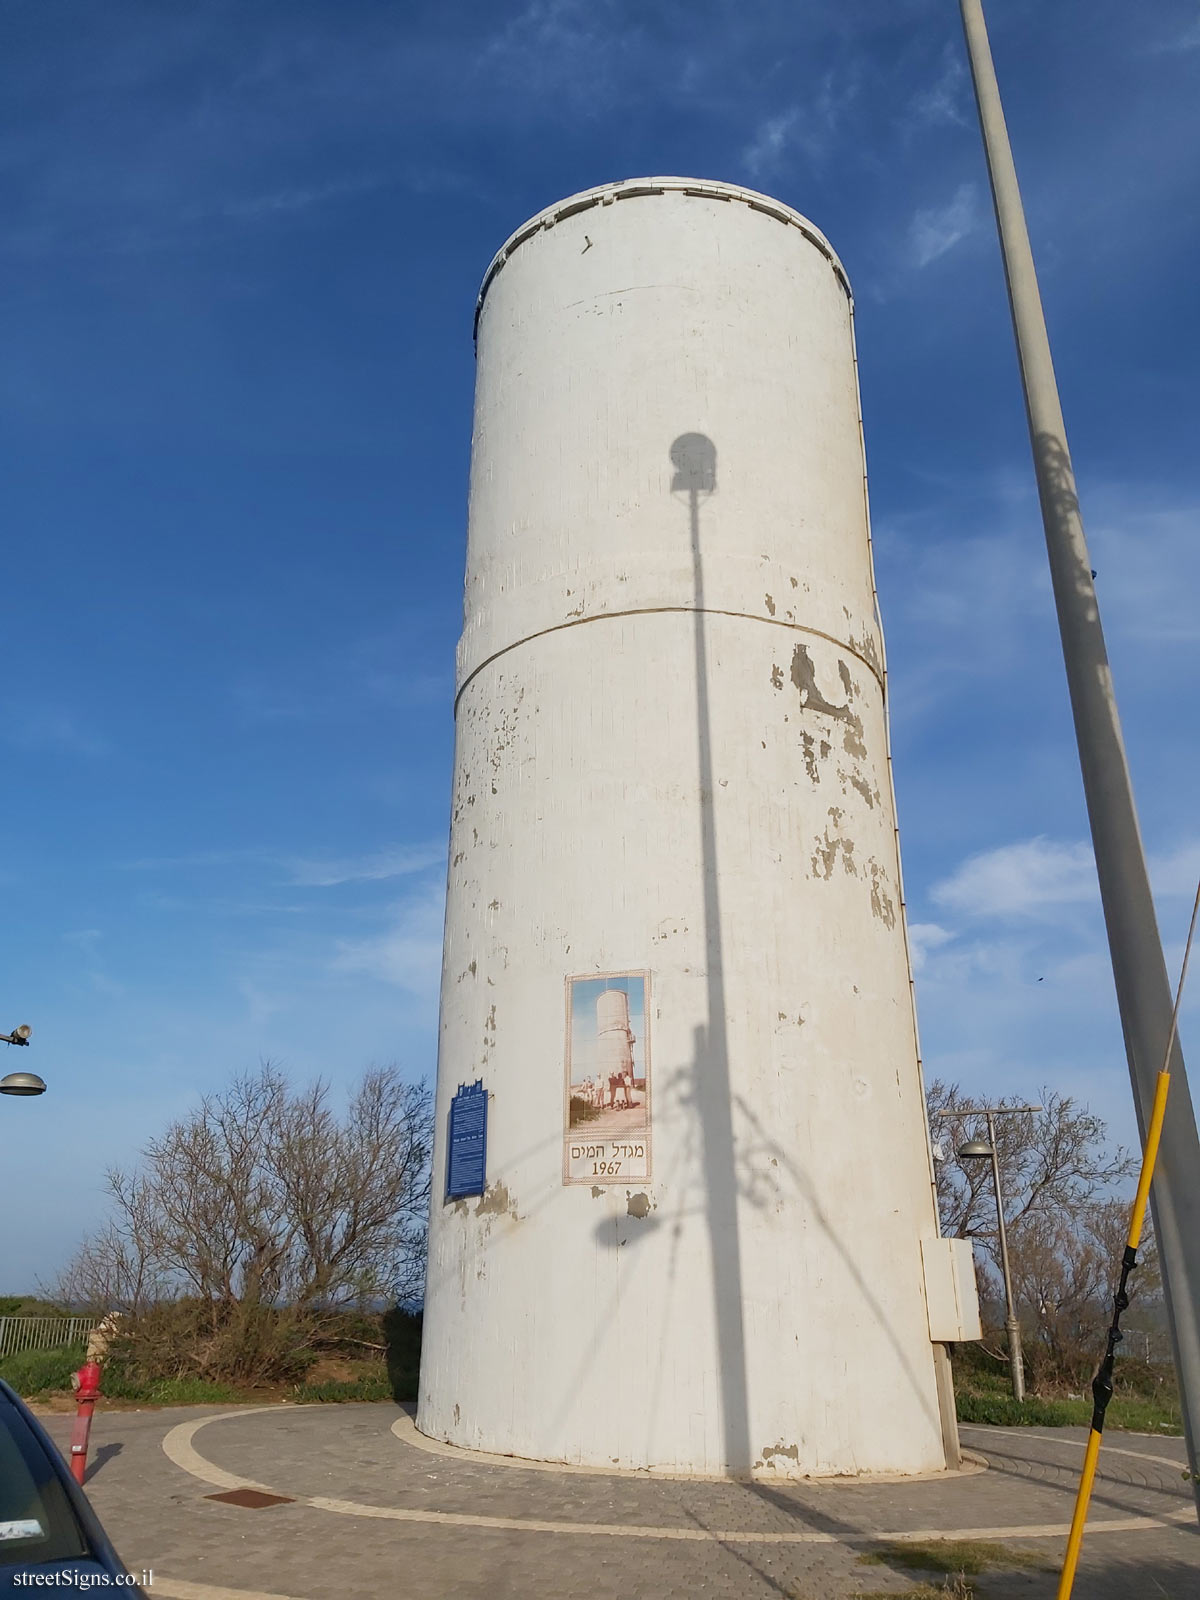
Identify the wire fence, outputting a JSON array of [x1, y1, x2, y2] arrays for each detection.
[[0, 1316, 103, 1359]]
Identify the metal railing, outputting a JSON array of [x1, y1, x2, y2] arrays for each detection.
[[0, 1316, 103, 1359]]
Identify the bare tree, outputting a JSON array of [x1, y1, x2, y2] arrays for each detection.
[[928, 1081, 1135, 1244], [927, 1080, 1161, 1387], [58, 1063, 431, 1344], [1007, 1197, 1161, 1381]]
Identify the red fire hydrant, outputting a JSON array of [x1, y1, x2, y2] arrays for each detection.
[[68, 1360, 103, 1485]]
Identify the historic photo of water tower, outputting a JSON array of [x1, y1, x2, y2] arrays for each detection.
[[564, 973, 651, 1183]]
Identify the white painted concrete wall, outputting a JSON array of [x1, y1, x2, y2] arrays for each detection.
[[419, 178, 954, 1477]]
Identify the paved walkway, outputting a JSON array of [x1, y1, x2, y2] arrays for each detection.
[[39, 1404, 1199, 1599]]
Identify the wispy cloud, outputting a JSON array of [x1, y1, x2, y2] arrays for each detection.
[[904, 47, 968, 132], [928, 833, 1200, 925], [219, 174, 387, 222], [475, 0, 643, 110], [931, 836, 1098, 919], [5, 703, 110, 758], [910, 827, 1200, 1139], [741, 70, 857, 180], [61, 926, 124, 997], [908, 921, 954, 972], [232, 636, 452, 726], [1147, 17, 1200, 54], [119, 848, 261, 872], [284, 844, 445, 888], [120, 841, 445, 887], [1150, 841, 1200, 900], [236, 977, 289, 1028], [1087, 494, 1200, 645], [333, 880, 446, 997], [907, 181, 980, 267], [742, 109, 804, 179]]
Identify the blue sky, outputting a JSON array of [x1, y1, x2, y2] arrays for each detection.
[[3, 0, 1199, 1290]]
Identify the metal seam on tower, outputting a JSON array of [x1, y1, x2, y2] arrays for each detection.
[[453, 608, 888, 716]]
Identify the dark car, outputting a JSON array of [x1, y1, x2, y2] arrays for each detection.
[[0, 1377, 139, 1594]]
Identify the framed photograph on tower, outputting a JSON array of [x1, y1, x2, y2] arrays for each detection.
[[563, 970, 651, 1185]]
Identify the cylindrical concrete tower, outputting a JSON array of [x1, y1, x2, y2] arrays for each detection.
[[419, 178, 970, 1477], [596, 990, 635, 1078]]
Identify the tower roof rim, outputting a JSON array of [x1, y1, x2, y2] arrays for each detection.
[[473, 177, 852, 342]]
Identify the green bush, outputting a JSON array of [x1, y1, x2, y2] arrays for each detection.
[[0, 1343, 87, 1397], [1109, 1358, 1175, 1399], [0, 1303, 422, 1405], [382, 1308, 421, 1402], [108, 1298, 321, 1386], [0, 1297, 70, 1319]]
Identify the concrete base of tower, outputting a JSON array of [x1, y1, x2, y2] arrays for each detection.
[[404, 1405, 980, 1483], [417, 1201, 954, 1481]]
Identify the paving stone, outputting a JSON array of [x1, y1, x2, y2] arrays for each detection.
[[33, 1405, 1199, 1599]]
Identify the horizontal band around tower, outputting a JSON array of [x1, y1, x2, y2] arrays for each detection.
[[453, 605, 886, 714]]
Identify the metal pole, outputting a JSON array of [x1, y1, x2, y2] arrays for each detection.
[[987, 1112, 1025, 1402], [959, 0, 1200, 1514]]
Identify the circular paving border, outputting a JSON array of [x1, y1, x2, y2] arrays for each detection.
[[390, 1407, 988, 1482], [160, 1408, 1195, 1547]]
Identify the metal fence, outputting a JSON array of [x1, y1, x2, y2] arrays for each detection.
[[0, 1316, 102, 1359]]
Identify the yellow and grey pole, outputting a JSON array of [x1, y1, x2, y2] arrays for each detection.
[[1057, 876, 1200, 1599]]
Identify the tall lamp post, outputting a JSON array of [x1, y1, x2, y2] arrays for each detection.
[[1, 1023, 46, 1098], [961, 1122, 1023, 1403], [0, 1073, 46, 1097], [937, 1103, 1040, 1403]]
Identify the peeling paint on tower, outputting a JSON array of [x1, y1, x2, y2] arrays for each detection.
[[419, 177, 968, 1482]]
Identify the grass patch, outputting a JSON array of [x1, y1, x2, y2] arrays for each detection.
[[0, 1343, 87, 1397], [859, 1539, 1054, 1576], [1122, 1394, 1170, 1430], [0, 1348, 398, 1407], [104, 1373, 244, 1404], [956, 1388, 1183, 1433], [0, 1311, 419, 1408], [0, 1343, 242, 1404], [293, 1374, 394, 1403], [952, 1347, 1182, 1434], [856, 1583, 974, 1600], [956, 1392, 1077, 1427], [0, 1296, 73, 1318]]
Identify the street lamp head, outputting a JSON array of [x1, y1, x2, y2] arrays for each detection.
[[0, 1071, 47, 1097], [11, 1024, 32, 1044], [958, 1140, 994, 1160]]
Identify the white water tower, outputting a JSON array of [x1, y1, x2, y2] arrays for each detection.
[[418, 178, 978, 1477]]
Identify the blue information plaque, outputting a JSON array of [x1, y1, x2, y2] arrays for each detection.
[[446, 1080, 487, 1199]]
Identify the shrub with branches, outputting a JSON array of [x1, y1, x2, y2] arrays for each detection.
[[57, 1063, 432, 1384]]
